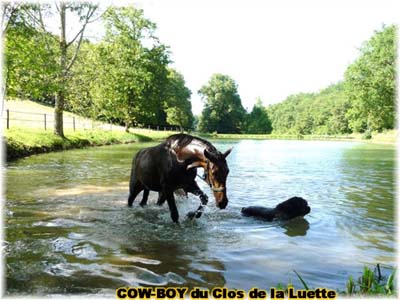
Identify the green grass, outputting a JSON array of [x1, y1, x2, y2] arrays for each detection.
[[197, 129, 397, 144], [4, 99, 395, 162], [198, 132, 351, 140], [4, 99, 95, 130], [3, 100, 183, 161], [4, 127, 175, 161]]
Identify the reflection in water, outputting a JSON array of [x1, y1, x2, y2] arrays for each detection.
[[5, 141, 396, 295], [281, 218, 310, 237], [34, 183, 129, 197], [337, 144, 395, 262]]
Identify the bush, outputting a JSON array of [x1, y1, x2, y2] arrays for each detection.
[[362, 130, 372, 140]]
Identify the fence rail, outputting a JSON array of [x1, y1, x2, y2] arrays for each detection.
[[2, 109, 182, 132]]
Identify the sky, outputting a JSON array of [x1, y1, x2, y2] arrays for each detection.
[[79, 0, 398, 115]]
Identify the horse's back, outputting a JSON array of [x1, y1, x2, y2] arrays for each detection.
[[135, 143, 170, 168], [132, 143, 170, 191]]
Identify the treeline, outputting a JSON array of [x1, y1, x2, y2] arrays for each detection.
[[268, 83, 350, 135], [3, 3, 396, 136], [4, 4, 194, 134], [197, 74, 271, 134], [267, 25, 396, 135], [198, 25, 396, 135]]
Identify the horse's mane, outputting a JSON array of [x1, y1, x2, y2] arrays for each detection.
[[165, 133, 217, 153]]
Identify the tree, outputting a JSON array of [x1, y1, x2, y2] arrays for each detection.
[[92, 6, 170, 131], [54, 3, 99, 136], [3, 3, 58, 104], [140, 45, 170, 127], [64, 40, 99, 117], [245, 98, 272, 134], [1, 2, 20, 34], [198, 74, 246, 133], [9, 3, 100, 136], [4, 19, 58, 103], [344, 25, 396, 132], [267, 83, 351, 135], [164, 69, 194, 131], [2, 1, 97, 137]]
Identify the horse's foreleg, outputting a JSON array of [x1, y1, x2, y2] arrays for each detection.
[[165, 190, 179, 223], [184, 181, 209, 220], [139, 189, 150, 207], [184, 181, 208, 205]]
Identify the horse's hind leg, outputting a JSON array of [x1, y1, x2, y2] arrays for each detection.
[[156, 192, 166, 206], [139, 189, 150, 207], [128, 180, 144, 207]]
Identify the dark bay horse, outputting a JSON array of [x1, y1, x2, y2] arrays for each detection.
[[128, 134, 232, 223]]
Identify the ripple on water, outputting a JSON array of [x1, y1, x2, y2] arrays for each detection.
[[5, 141, 396, 294]]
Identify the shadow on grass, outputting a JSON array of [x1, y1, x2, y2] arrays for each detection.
[[132, 133, 153, 142], [5, 127, 162, 162]]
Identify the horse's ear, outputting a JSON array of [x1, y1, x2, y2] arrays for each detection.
[[204, 149, 215, 161], [223, 147, 233, 158], [187, 161, 204, 170]]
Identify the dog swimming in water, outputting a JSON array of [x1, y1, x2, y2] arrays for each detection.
[[241, 196, 311, 221]]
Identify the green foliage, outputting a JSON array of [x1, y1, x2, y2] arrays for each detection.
[[5, 3, 394, 137], [386, 269, 396, 295], [4, 4, 195, 132], [5, 126, 179, 161], [268, 83, 351, 135], [164, 69, 194, 130], [344, 25, 396, 132], [65, 40, 98, 117], [293, 270, 310, 290], [91, 6, 170, 130], [266, 25, 395, 136], [245, 98, 272, 134], [345, 265, 396, 296], [346, 275, 355, 294], [3, 3, 100, 136], [198, 74, 246, 133], [4, 21, 58, 102], [362, 129, 372, 140], [289, 265, 396, 296]]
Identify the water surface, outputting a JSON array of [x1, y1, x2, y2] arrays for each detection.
[[5, 140, 396, 295]]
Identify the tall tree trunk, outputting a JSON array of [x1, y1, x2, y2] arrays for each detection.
[[54, 2, 66, 137], [54, 90, 64, 136]]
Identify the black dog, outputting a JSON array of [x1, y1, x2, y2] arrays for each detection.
[[241, 197, 310, 221]]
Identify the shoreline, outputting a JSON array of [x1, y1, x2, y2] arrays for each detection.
[[198, 131, 397, 144], [4, 127, 175, 162], [5, 128, 396, 162]]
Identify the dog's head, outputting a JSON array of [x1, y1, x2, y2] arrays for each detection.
[[275, 197, 310, 220]]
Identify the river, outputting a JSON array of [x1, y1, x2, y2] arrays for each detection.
[[5, 140, 396, 295]]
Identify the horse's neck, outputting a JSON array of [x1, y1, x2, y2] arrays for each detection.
[[170, 140, 207, 162]]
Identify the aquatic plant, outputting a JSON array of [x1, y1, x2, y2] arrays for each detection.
[[281, 265, 396, 296]]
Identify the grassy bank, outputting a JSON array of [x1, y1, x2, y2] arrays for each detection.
[[198, 129, 397, 144], [4, 127, 175, 161], [5, 127, 396, 161]]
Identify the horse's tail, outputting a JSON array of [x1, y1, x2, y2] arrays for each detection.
[[128, 150, 143, 206]]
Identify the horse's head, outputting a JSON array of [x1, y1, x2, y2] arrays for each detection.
[[201, 148, 232, 209], [187, 148, 232, 208]]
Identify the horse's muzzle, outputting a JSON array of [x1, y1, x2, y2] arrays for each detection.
[[217, 199, 228, 209]]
